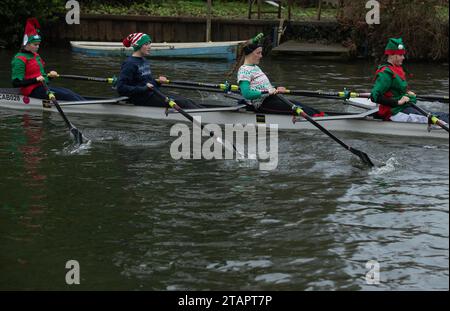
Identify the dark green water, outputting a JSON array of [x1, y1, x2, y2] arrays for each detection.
[[0, 47, 448, 290]]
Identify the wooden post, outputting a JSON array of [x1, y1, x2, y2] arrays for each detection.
[[288, 0, 292, 21], [317, 0, 322, 21], [248, 0, 252, 19], [257, 0, 262, 19], [277, 0, 282, 19], [277, 18, 285, 46], [206, 0, 212, 42]]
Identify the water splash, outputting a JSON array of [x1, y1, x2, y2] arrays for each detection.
[[369, 157, 400, 175], [59, 139, 92, 155]]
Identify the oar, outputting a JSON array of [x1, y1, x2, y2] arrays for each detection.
[[276, 94, 374, 167], [158, 83, 233, 94], [284, 89, 360, 99], [156, 79, 240, 92], [355, 92, 449, 104], [415, 94, 449, 103], [158, 79, 365, 101], [41, 82, 84, 144], [56, 74, 117, 84], [151, 88, 244, 158], [408, 103, 449, 132]]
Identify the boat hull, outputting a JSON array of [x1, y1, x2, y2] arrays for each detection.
[[70, 41, 245, 61], [0, 90, 447, 140]]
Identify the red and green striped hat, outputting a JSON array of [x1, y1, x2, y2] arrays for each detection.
[[384, 38, 406, 55], [122, 33, 152, 51]]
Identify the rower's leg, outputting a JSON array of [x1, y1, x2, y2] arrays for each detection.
[[138, 91, 203, 109], [258, 95, 323, 116], [169, 94, 204, 109], [29, 85, 48, 99], [390, 112, 428, 123], [403, 106, 449, 124], [49, 86, 86, 101]]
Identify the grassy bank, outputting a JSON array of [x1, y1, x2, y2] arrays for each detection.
[[82, 0, 337, 20]]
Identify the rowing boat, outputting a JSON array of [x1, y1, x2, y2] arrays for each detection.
[[70, 40, 245, 60], [0, 88, 447, 140]]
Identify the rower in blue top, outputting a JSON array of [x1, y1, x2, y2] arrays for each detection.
[[116, 32, 202, 109]]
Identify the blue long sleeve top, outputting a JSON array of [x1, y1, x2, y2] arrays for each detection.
[[116, 56, 158, 105]]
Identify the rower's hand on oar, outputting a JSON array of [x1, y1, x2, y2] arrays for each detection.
[[276, 87, 287, 94], [146, 83, 154, 90], [158, 76, 168, 83], [407, 91, 416, 96], [398, 96, 410, 105], [268, 87, 287, 95], [36, 75, 45, 82], [47, 71, 58, 78]]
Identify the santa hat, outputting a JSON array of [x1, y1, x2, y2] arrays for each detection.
[[122, 33, 152, 51], [22, 18, 41, 46], [384, 37, 406, 55]]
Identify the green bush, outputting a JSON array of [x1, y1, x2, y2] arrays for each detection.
[[337, 0, 449, 61]]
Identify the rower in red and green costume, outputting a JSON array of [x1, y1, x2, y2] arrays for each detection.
[[370, 38, 448, 124], [11, 18, 85, 101]]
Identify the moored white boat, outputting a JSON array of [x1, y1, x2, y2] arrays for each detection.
[[70, 40, 245, 60], [0, 88, 447, 140]]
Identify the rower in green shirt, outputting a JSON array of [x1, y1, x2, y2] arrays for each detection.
[[11, 18, 85, 101], [370, 38, 448, 124]]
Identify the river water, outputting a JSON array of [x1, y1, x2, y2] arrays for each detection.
[[0, 47, 448, 290]]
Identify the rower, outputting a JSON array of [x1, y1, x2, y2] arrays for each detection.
[[229, 34, 324, 116], [11, 18, 85, 101], [370, 38, 448, 124], [116, 33, 202, 109]]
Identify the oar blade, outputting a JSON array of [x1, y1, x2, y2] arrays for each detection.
[[70, 127, 84, 145], [350, 147, 374, 167]]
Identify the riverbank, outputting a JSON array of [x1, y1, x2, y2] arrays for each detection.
[[1, 1, 448, 61], [82, 0, 337, 21]]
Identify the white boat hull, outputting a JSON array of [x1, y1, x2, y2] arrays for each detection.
[[0, 90, 447, 140]]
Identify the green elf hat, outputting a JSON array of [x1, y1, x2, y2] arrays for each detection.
[[384, 37, 406, 55], [22, 18, 41, 46], [122, 33, 152, 51], [243, 33, 264, 55]]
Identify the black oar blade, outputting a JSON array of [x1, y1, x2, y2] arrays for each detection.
[[70, 127, 84, 145], [350, 147, 374, 167]]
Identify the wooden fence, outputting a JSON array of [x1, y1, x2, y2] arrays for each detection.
[[43, 14, 339, 44], [45, 14, 280, 43]]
